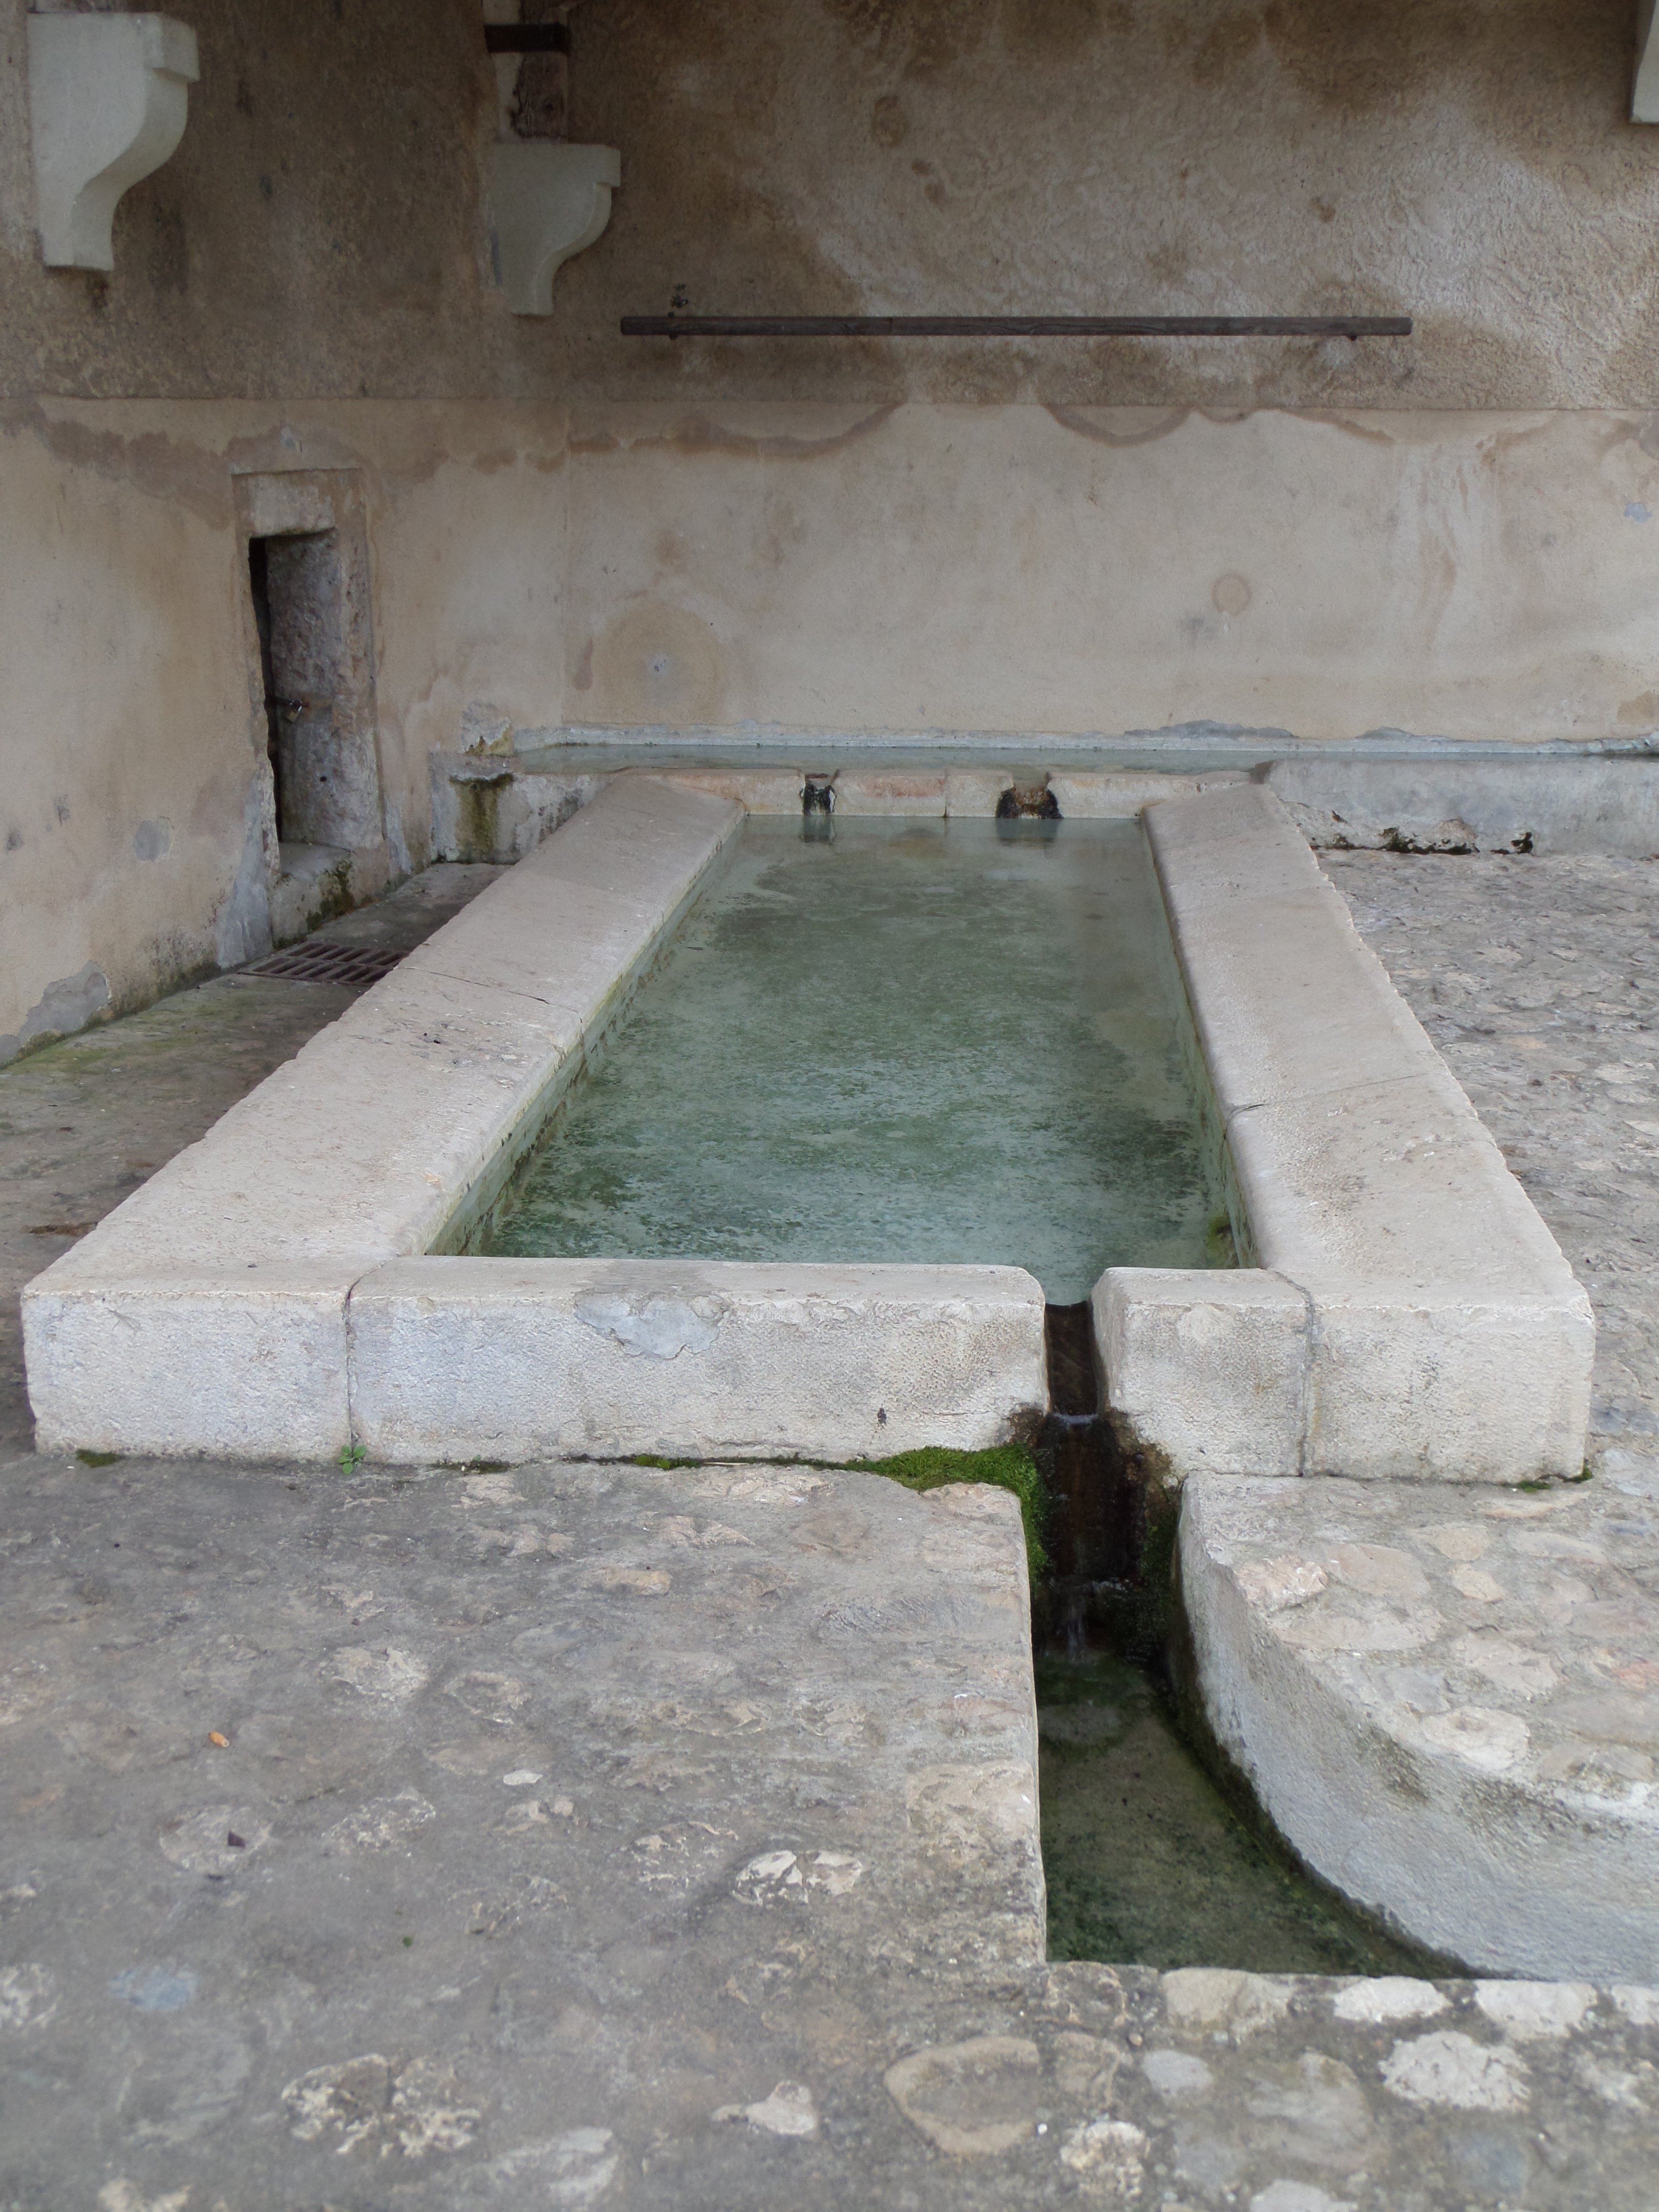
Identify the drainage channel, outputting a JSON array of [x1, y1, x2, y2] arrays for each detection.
[[1032, 1303, 1444, 1976]]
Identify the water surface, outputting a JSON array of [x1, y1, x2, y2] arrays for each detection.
[[1038, 1650, 1433, 1974], [482, 817, 1212, 1299]]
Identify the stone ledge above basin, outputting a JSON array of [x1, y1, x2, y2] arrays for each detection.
[[347, 1257, 1048, 1464], [1097, 784, 1595, 1484]]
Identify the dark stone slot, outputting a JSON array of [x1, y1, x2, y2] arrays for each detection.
[[1032, 1301, 1440, 1974]]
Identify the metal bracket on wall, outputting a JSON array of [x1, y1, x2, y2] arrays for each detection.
[[27, 11, 199, 271]]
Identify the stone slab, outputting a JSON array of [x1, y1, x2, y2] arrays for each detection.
[[655, 766, 809, 814], [20, 779, 742, 1458], [943, 766, 1023, 815], [1093, 1267, 1308, 1479], [1269, 754, 1659, 858], [1320, 846, 1659, 1491], [1144, 790, 1442, 1119], [1051, 768, 1250, 817], [1099, 785, 1594, 1483], [348, 1257, 1049, 1462], [2, 1450, 1656, 2207], [24, 1263, 355, 1461], [831, 770, 949, 816], [1181, 1471, 1659, 1982]]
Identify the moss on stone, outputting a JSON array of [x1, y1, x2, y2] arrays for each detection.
[[852, 1443, 1047, 1578]]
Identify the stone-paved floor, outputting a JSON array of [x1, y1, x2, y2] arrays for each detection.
[[1322, 851, 1659, 1500], [0, 867, 503, 1463], [3, 852, 1659, 2208]]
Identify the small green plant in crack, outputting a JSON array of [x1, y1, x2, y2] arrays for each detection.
[[339, 1441, 367, 1474], [850, 1443, 1047, 1578]]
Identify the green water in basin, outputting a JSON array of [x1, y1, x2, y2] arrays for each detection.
[[480, 815, 1214, 1299], [1038, 1651, 1436, 1974]]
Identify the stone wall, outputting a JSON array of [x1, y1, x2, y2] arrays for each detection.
[[5, 0, 1656, 408], [0, 401, 568, 1057], [4, 0, 1659, 1050]]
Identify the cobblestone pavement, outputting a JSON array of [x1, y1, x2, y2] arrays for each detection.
[[1323, 851, 1659, 1498]]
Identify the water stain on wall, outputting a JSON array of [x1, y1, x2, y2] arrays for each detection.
[[591, 600, 729, 724]]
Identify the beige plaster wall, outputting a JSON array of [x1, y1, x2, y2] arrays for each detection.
[[0, 400, 568, 1058], [561, 400, 1659, 741]]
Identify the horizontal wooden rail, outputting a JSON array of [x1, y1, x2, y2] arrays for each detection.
[[621, 313, 1412, 341]]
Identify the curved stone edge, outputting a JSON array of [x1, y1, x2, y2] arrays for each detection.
[[1096, 783, 1593, 1483], [1178, 1472, 1659, 1981]]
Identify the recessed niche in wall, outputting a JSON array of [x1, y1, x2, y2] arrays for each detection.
[[232, 469, 388, 940]]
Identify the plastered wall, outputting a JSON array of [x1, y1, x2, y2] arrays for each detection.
[[4, 1, 1659, 1051], [1, 401, 569, 1057]]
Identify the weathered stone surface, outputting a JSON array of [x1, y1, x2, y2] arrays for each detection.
[[1094, 1266, 1307, 1478], [1099, 788, 1594, 1483], [1322, 848, 1659, 1492], [1271, 757, 1659, 859], [6, 855, 1659, 2204], [20, 781, 741, 1459], [3, 1447, 1657, 2208], [1181, 1473, 1659, 1981], [654, 767, 809, 815], [430, 752, 612, 862], [1052, 770, 1249, 818], [348, 1257, 1049, 1461], [828, 770, 951, 816]]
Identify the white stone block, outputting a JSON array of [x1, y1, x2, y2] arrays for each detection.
[[831, 772, 948, 817], [1226, 1074, 1576, 1292], [526, 772, 742, 919], [1147, 797, 1437, 1119], [943, 768, 1019, 816], [25, 1264, 353, 1461], [1299, 1278, 1595, 1483], [1095, 1268, 1305, 1478], [1049, 770, 1246, 818], [1097, 782, 1593, 1485], [395, 870, 666, 1031], [348, 1259, 1049, 1463], [656, 767, 807, 815], [21, 776, 743, 1458]]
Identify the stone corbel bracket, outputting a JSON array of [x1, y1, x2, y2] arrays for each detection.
[[489, 140, 620, 314], [1638, 0, 1659, 120], [28, 11, 199, 271]]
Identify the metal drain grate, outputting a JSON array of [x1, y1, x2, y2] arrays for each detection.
[[246, 941, 403, 987]]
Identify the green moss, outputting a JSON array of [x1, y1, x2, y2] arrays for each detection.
[[1204, 1211, 1239, 1268], [632, 1454, 704, 1470], [76, 1448, 121, 1467], [850, 1443, 1047, 1577]]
